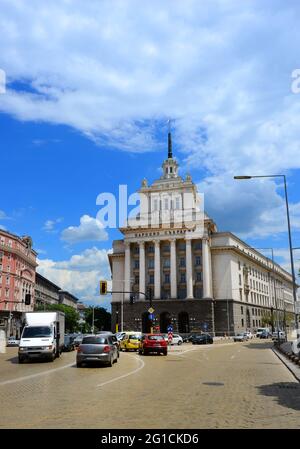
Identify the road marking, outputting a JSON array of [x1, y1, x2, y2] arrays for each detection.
[[96, 355, 145, 388], [0, 362, 74, 387]]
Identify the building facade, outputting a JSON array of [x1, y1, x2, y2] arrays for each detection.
[[109, 135, 296, 336], [34, 273, 60, 307], [0, 230, 37, 338]]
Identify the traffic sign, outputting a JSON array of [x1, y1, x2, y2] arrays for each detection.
[[203, 323, 208, 330], [148, 307, 155, 314], [148, 313, 154, 320], [167, 324, 173, 332]]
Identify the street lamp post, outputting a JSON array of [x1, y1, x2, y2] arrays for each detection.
[[234, 174, 298, 335]]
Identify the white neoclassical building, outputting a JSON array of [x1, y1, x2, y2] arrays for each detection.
[[109, 133, 296, 335]]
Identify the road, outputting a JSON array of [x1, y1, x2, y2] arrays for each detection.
[[0, 340, 299, 429]]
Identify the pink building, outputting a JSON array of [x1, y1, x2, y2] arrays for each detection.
[[0, 230, 37, 338]]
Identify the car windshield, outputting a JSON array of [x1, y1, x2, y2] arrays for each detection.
[[82, 336, 108, 344], [22, 326, 52, 338], [147, 335, 164, 341], [129, 335, 140, 340]]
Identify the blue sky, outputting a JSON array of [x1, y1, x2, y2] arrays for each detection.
[[1, 0, 300, 310]]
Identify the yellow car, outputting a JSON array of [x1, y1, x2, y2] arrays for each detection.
[[120, 332, 142, 351]]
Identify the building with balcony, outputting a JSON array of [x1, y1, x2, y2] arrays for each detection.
[[108, 133, 296, 336], [0, 230, 37, 338]]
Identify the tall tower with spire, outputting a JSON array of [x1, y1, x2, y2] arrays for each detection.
[[162, 123, 179, 179]]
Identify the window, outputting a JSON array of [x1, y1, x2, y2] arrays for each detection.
[[164, 274, 170, 284], [238, 261, 241, 270], [134, 246, 139, 254], [134, 260, 139, 269], [134, 275, 139, 284], [154, 199, 158, 211], [180, 273, 186, 283], [164, 198, 169, 210], [149, 274, 154, 284], [196, 272, 202, 282], [239, 289, 243, 301], [148, 259, 154, 269], [241, 319, 244, 327], [170, 167, 173, 173], [175, 197, 180, 210], [241, 306, 244, 315], [195, 256, 201, 266], [179, 258, 185, 267], [6, 276, 10, 286], [194, 241, 201, 250], [148, 245, 154, 253], [239, 274, 242, 286], [163, 259, 170, 268]]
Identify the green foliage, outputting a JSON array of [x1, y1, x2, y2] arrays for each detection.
[[84, 307, 111, 332], [34, 303, 80, 332], [261, 311, 272, 327]]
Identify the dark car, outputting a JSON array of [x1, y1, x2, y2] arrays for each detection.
[[76, 335, 118, 367], [63, 335, 75, 352], [260, 330, 272, 339], [191, 333, 213, 345]]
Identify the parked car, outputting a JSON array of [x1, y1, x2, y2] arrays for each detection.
[[76, 334, 118, 367], [233, 333, 247, 342], [73, 334, 84, 347], [256, 327, 270, 338], [191, 334, 213, 345], [245, 331, 253, 339], [6, 336, 20, 347], [139, 334, 168, 355], [272, 331, 286, 341], [163, 333, 183, 345], [260, 330, 272, 339], [120, 332, 142, 351], [63, 335, 75, 352]]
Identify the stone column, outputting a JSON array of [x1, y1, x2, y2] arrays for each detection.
[[139, 241, 146, 300], [186, 239, 194, 299], [154, 240, 161, 299], [124, 241, 131, 300], [202, 237, 213, 298], [170, 238, 177, 299]]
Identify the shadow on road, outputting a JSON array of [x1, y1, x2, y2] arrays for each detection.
[[257, 382, 300, 412], [6, 356, 52, 365], [244, 342, 274, 350]]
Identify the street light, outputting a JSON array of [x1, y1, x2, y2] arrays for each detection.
[[234, 174, 298, 335]]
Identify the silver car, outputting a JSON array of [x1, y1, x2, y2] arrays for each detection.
[[76, 335, 118, 367]]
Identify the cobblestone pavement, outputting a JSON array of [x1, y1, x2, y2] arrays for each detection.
[[0, 340, 299, 429]]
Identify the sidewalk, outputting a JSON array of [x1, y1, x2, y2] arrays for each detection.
[[272, 340, 300, 382]]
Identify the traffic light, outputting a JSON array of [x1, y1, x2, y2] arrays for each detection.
[[130, 294, 135, 305], [25, 293, 31, 305], [100, 280, 107, 295]]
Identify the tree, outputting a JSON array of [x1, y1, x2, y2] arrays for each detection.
[[261, 310, 272, 327], [84, 307, 111, 332], [34, 303, 80, 333]]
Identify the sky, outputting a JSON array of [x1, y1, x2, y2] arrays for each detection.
[[1, 0, 300, 311]]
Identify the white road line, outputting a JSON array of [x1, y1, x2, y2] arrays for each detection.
[[96, 355, 145, 388], [0, 362, 74, 387]]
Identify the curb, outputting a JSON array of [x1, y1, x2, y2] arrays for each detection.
[[272, 346, 300, 383]]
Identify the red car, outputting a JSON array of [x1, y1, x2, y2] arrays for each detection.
[[138, 334, 168, 356]]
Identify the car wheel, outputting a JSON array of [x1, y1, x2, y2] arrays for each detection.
[[18, 356, 25, 364], [143, 349, 148, 355], [76, 361, 82, 368], [178, 341, 182, 346], [108, 355, 113, 367], [114, 354, 118, 364], [163, 350, 167, 356]]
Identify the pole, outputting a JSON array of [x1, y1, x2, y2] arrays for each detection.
[[227, 298, 230, 336], [270, 249, 280, 344], [92, 306, 94, 334], [121, 290, 124, 333], [283, 176, 298, 335]]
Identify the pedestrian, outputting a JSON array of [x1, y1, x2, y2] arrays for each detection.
[[0, 329, 6, 354]]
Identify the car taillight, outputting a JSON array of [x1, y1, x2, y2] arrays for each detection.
[[103, 345, 110, 353], [77, 346, 82, 353]]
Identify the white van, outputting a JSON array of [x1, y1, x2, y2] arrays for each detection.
[[256, 327, 270, 338]]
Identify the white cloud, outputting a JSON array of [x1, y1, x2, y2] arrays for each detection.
[[61, 215, 108, 244], [0, 210, 10, 220], [37, 247, 112, 309], [1, 1, 300, 238], [43, 217, 63, 232]]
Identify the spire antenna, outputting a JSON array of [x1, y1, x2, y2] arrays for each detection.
[[167, 119, 172, 159]]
